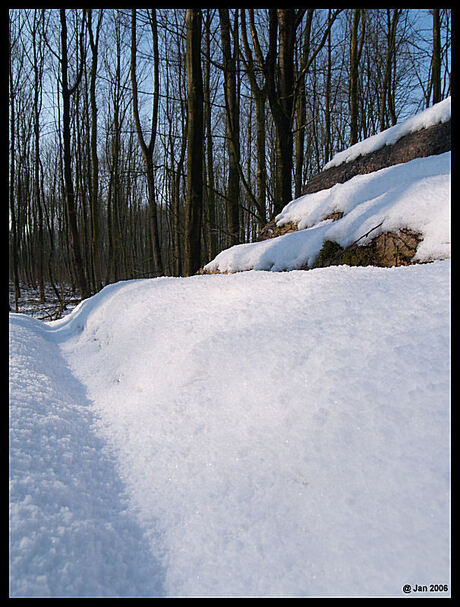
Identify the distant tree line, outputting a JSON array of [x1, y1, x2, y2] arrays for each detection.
[[9, 8, 451, 307]]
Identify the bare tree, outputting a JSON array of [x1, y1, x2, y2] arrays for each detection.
[[246, 9, 341, 215], [380, 9, 400, 130], [349, 9, 365, 145], [184, 9, 204, 276], [203, 9, 218, 261], [240, 9, 267, 228], [219, 8, 240, 246], [431, 8, 441, 105], [8, 8, 450, 302], [87, 9, 103, 290], [59, 8, 90, 299], [9, 13, 23, 310], [131, 9, 163, 276]]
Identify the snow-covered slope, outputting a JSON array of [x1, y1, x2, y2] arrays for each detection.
[[10, 261, 451, 598], [204, 98, 451, 275], [204, 151, 450, 274]]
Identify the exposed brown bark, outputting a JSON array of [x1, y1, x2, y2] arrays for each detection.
[[303, 119, 451, 196]]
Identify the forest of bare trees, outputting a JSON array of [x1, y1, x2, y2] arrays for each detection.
[[9, 9, 451, 309]]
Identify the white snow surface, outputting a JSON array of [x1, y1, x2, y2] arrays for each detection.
[[323, 97, 451, 170], [10, 261, 451, 597], [204, 152, 450, 275], [9, 314, 165, 598]]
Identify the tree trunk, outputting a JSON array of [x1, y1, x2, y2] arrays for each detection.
[[274, 9, 295, 213], [254, 94, 267, 227], [87, 9, 103, 291], [349, 9, 361, 145], [431, 9, 441, 105], [184, 9, 204, 276], [203, 10, 218, 262], [60, 9, 90, 300], [131, 9, 163, 276], [219, 8, 240, 247], [32, 12, 45, 303], [240, 10, 266, 228], [9, 23, 20, 310], [324, 10, 332, 163], [380, 9, 399, 131], [294, 11, 312, 198]]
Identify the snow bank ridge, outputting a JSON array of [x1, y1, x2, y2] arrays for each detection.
[[204, 152, 450, 274], [204, 99, 451, 275], [324, 97, 451, 170]]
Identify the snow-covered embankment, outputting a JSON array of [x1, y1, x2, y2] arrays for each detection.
[[10, 261, 451, 597]]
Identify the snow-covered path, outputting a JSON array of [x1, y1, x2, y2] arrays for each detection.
[[9, 314, 165, 597], [9, 262, 451, 598]]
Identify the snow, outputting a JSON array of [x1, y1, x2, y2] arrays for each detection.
[[9, 313, 165, 598], [10, 261, 451, 598], [323, 97, 451, 170], [204, 152, 450, 274], [9, 98, 451, 598]]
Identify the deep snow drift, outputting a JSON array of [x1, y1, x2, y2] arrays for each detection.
[[10, 261, 451, 598]]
